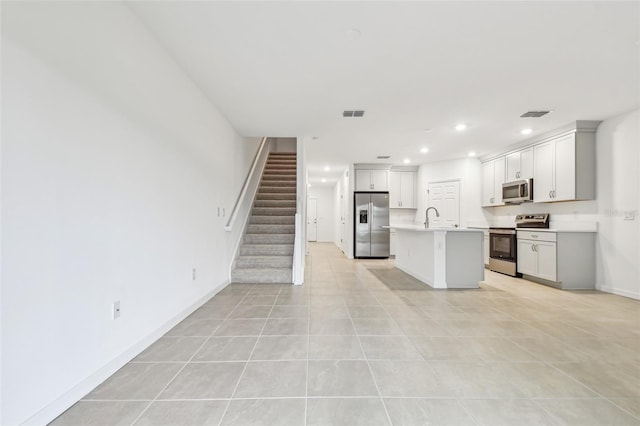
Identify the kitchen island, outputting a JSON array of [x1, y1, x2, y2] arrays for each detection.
[[391, 225, 484, 289]]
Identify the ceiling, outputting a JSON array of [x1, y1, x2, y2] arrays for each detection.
[[128, 1, 640, 187]]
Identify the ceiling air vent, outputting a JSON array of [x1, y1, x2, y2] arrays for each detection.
[[343, 110, 365, 117], [377, 155, 391, 159], [520, 110, 551, 118]]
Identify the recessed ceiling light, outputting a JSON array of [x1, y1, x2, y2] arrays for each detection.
[[403, 158, 411, 164], [455, 123, 467, 131], [321, 178, 327, 183], [468, 152, 476, 157], [521, 128, 533, 135], [323, 166, 330, 172], [307, 183, 311, 187], [420, 147, 429, 154]]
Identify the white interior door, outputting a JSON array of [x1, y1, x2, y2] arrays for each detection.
[[307, 198, 317, 242], [427, 180, 460, 228]]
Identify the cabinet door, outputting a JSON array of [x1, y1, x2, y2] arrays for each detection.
[[388, 172, 402, 207], [533, 142, 554, 202], [535, 241, 557, 281], [482, 161, 495, 206], [493, 156, 506, 205], [483, 234, 490, 266], [517, 240, 537, 276], [355, 170, 372, 191], [519, 147, 534, 180], [390, 232, 396, 256], [370, 170, 388, 191], [505, 152, 520, 182], [553, 134, 576, 201], [400, 172, 416, 208]]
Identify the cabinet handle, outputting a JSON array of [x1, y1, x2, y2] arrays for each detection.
[[531, 234, 538, 238], [549, 190, 552, 198], [531, 244, 534, 252], [553, 190, 556, 198]]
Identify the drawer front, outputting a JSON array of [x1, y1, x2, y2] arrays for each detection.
[[517, 230, 556, 242]]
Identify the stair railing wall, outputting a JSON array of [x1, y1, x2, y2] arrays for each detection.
[[225, 137, 273, 279], [292, 137, 306, 285]]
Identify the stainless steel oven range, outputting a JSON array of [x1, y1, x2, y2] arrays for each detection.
[[488, 227, 518, 276], [489, 214, 550, 277]]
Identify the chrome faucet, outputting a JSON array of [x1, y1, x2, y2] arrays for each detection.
[[424, 207, 440, 229]]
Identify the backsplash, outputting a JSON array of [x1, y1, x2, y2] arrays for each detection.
[[485, 199, 599, 229]]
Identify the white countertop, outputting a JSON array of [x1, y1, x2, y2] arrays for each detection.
[[385, 225, 482, 233], [516, 227, 597, 233]]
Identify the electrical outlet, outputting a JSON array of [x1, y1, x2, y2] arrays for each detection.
[[192, 268, 197, 281], [112, 301, 121, 320], [624, 211, 636, 221]]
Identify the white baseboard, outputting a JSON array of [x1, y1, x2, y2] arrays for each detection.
[[597, 285, 640, 301], [21, 279, 230, 426]]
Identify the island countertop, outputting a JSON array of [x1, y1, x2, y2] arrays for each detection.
[[385, 225, 482, 233]]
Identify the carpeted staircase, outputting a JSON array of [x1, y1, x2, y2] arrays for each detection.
[[231, 152, 297, 283]]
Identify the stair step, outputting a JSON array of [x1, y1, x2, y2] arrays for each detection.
[[269, 152, 296, 156], [266, 164, 296, 169], [255, 200, 296, 208], [259, 186, 297, 193], [240, 244, 294, 256], [252, 207, 296, 216], [236, 255, 293, 268], [244, 234, 295, 244], [260, 181, 296, 187], [246, 224, 295, 234], [263, 169, 296, 175], [256, 193, 296, 200], [262, 175, 296, 181], [231, 268, 292, 284], [250, 215, 295, 225]]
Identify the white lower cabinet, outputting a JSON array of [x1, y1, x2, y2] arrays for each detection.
[[483, 232, 489, 267], [390, 231, 396, 256], [517, 238, 556, 282], [517, 230, 595, 289]]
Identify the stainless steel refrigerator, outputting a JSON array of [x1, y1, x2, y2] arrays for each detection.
[[354, 192, 390, 258]]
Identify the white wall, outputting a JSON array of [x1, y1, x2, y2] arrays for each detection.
[[1, 3, 257, 424], [488, 109, 639, 299], [595, 109, 639, 298], [414, 158, 486, 228], [308, 186, 335, 242]]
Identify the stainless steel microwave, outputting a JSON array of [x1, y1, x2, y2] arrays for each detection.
[[502, 179, 533, 204]]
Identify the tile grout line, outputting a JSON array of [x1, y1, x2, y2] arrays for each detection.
[[304, 254, 312, 426], [304, 304, 310, 425], [128, 285, 256, 426], [217, 284, 284, 426], [333, 262, 394, 426]]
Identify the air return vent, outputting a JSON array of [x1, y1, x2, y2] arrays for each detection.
[[343, 110, 365, 117], [377, 155, 391, 159], [520, 110, 551, 118]]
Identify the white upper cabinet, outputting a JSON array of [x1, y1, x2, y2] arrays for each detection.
[[505, 147, 533, 181], [481, 156, 505, 207], [389, 171, 416, 208], [355, 169, 389, 191], [533, 132, 593, 203], [533, 141, 555, 202]]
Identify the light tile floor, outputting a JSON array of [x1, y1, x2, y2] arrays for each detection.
[[51, 243, 640, 425]]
